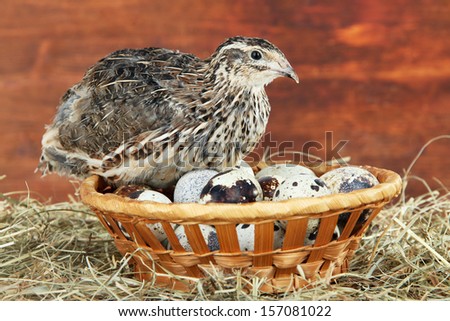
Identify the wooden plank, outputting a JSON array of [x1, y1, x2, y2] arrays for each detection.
[[1, 0, 449, 202]]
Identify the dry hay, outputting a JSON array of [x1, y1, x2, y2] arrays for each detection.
[[0, 176, 448, 301]]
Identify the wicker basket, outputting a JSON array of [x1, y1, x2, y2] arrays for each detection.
[[80, 163, 402, 293]]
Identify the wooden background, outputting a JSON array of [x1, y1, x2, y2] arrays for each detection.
[[1, 0, 449, 202]]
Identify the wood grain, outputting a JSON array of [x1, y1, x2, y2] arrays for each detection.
[[0, 0, 449, 202]]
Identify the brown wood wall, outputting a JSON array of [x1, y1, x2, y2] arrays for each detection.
[[1, 0, 449, 202]]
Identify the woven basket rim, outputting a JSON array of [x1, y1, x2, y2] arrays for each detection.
[[80, 166, 402, 223], [80, 165, 402, 224]]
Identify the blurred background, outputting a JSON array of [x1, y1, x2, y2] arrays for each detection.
[[1, 0, 449, 202]]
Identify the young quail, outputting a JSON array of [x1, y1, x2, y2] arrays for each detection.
[[38, 36, 298, 188]]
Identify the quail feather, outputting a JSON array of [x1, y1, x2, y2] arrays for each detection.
[[38, 36, 298, 188]]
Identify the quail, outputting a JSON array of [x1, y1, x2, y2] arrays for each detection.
[[38, 36, 299, 188]]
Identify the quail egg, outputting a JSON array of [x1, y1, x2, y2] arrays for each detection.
[[320, 166, 379, 234], [273, 175, 331, 231], [145, 222, 173, 243], [336, 208, 373, 236], [115, 185, 171, 242], [255, 164, 316, 180], [199, 169, 263, 204], [115, 184, 150, 198], [173, 169, 219, 203], [272, 175, 331, 201], [304, 223, 341, 246], [257, 175, 283, 201], [320, 166, 379, 194], [172, 224, 219, 252], [116, 221, 132, 240], [115, 185, 172, 203], [115, 220, 170, 243], [233, 160, 255, 176], [136, 190, 172, 203], [236, 222, 285, 251]]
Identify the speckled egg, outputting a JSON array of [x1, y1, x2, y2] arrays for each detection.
[[114, 185, 150, 198], [172, 224, 219, 252], [257, 175, 283, 201], [320, 166, 379, 194], [272, 175, 331, 201], [280, 218, 321, 245], [135, 190, 172, 203], [255, 164, 316, 180], [145, 222, 172, 243], [198, 169, 263, 204], [337, 208, 373, 236], [173, 169, 219, 203], [274, 176, 331, 231], [115, 185, 171, 242], [233, 160, 255, 176], [115, 185, 172, 203], [304, 222, 341, 246], [116, 221, 132, 240], [236, 222, 285, 251], [116, 217, 170, 243], [320, 166, 380, 234]]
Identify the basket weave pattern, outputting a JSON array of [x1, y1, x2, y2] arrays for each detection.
[[80, 165, 402, 292]]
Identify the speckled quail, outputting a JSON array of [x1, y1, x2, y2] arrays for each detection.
[[38, 36, 298, 188]]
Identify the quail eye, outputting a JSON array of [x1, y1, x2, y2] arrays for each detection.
[[250, 50, 262, 60]]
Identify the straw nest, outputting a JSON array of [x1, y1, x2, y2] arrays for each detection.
[[1, 170, 449, 301]]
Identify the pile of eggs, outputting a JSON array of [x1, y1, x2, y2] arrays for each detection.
[[114, 163, 380, 252]]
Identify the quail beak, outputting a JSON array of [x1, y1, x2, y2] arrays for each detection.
[[271, 62, 299, 84], [281, 66, 299, 83]]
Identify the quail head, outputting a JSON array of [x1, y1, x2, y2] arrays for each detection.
[[38, 36, 298, 188]]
